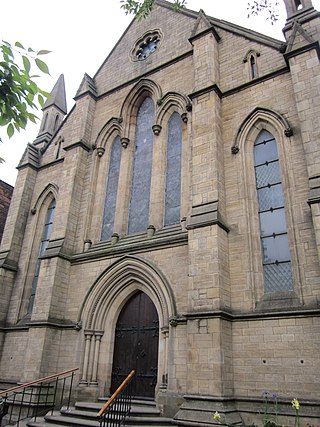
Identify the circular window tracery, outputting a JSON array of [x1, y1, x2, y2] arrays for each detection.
[[131, 29, 163, 62]]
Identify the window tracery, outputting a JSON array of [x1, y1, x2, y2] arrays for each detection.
[[130, 30, 163, 62]]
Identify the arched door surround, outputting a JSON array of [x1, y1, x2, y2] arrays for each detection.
[[78, 255, 176, 395]]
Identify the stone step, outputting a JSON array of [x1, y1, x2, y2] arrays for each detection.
[[76, 400, 159, 415], [125, 416, 173, 427], [98, 397, 157, 407], [46, 414, 99, 427], [27, 399, 176, 427]]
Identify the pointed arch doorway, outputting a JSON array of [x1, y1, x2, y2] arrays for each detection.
[[111, 291, 159, 398]]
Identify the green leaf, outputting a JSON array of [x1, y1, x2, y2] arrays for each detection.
[[37, 50, 51, 55], [38, 94, 44, 107], [7, 123, 14, 138], [35, 58, 50, 74], [27, 113, 38, 124], [13, 121, 21, 131], [22, 55, 31, 74], [39, 89, 50, 98], [2, 45, 14, 58], [15, 41, 25, 50]]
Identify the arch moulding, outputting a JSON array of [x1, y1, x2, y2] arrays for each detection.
[[77, 255, 176, 389], [156, 91, 192, 127], [119, 79, 162, 139], [95, 117, 123, 155], [31, 183, 59, 215], [78, 254, 177, 331], [232, 107, 293, 154]]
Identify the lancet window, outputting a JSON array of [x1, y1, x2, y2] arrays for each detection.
[[101, 136, 122, 241], [28, 199, 56, 313], [128, 97, 155, 234], [253, 130, 293, 292], [164, 112, 182, 226]]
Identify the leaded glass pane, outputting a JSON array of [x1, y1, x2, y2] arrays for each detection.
[[254, 137, 278, 164], [257, 184, 284, 211], [101, 136, 122, 241], [255, 161, 281, 188], [165, 112, 182, 226], [264, 262, 293, 293], [128, 97, 154, 234], [44, 222, 53, 240], [261, 234, 291, 263], [255, 129, 276, 145], [253, 130, 293, 293], [28, 199, 56, 314], [259, 208, 287, 236]]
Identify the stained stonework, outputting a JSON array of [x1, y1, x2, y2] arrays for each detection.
[[1, 0, 320, 425]]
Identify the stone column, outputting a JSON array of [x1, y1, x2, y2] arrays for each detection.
[[90, 332, 103, 385], [80, 332, 93, 384]]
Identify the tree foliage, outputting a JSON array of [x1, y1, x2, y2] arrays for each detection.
[[0, 40, 50, 140], [248, 0, 280, 24], [121, 0, 280, 23]]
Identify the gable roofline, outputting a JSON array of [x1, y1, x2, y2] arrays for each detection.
[[155, 0, 284, 49], [93, 16, 137, 80], [92, 0, 284, 84]]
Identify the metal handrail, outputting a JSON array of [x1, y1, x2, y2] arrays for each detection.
[[0, 368, 79, 397], [0, 367, 79, 427], [98, 370, 135, 427]]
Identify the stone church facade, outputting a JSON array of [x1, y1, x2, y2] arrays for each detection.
[[0, 0, 320, 424]]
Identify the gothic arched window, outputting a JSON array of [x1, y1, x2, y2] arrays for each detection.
[[164, 112, 182, 226], [250, 55, 257, 79], [101, 136, 122, 241], [28, 198, 56, 313], [128, 97, 155, 234], [253, 130, 293, 293]]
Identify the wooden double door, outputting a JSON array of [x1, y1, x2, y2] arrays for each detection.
[[111, 291, 159, 398]]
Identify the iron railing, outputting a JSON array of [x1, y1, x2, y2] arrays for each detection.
[[0, 367, 79, 426], [98, 370, 135, 427]]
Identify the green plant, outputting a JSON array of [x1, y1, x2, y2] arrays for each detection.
[[262, 391, 279, 427], [0, 40, 50, 139], [212, 393, 305, 427], [292, 398, 300, 427]]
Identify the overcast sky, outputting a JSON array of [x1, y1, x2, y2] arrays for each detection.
[[1, 0, 319, 186]]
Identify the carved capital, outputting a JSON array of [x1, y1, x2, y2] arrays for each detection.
[[284, 127, 293, 137], [147, 225, 156, 238], [111, 233, 119, 245], [152, 124, 162, 136], [231, 145, 239, 155], [121, 137, 129, 148], [169, 317, 178, 327], [181, 113, 188, 123], [96, 147, 105, 157], [84, 239, 92, 252]]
